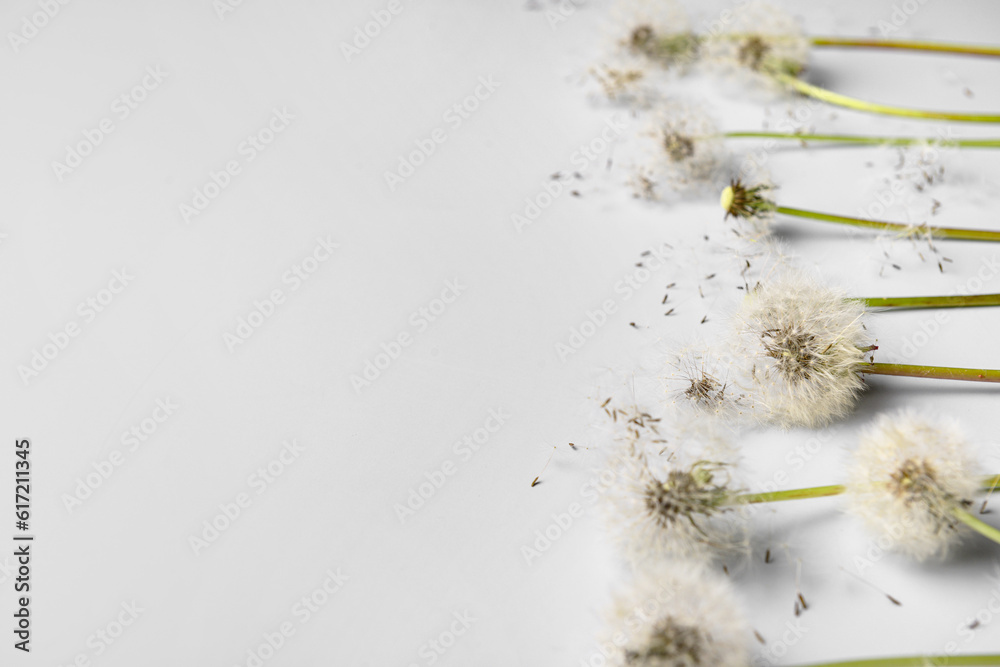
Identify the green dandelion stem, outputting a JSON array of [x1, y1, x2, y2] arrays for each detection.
[[953, 507, 1000, 548], [734, 485, 846, 504], [791, 654, 1000, 667], [775, 206, 1000, 242], [720, 132, 1000, 149], [859, 294, 1000, 309], [771, 72, 1000, 123], [984, 474, 1000, 492], [859, 363, 1000, 383], [811, 36, 1000, 58], [734, 476, 1000, 506]]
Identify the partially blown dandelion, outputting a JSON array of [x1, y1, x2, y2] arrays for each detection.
[[611, 0, 699, 72], [649, 102, 728, 187], [666, 344, 754, 421]]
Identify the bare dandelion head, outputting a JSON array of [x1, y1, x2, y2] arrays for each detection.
[[847, 410, 980, 560], [721, 178, 776, 222], [605, 561, 749, 667], [732, 270, 870, 427]]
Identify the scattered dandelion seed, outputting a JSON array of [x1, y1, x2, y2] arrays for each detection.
[[839, 566, 903, 606]]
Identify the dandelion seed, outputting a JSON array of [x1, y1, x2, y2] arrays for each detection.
[[646, 100, 728, 188], [611, 0, 700, 71]]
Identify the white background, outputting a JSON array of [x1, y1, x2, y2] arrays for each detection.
[[2, 0, 1000, 665]]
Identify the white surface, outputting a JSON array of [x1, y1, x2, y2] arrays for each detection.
[[3, 1, 1000, 665]]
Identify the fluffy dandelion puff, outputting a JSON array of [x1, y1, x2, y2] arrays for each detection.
[[732, 270, 871, 428], [604, 561, 749, 667], [601, 424, 747, 565], [608, 0, 699, 72], [846, 410, 980, 560], [699, 3, 809, 84], [646, 101, 729, 188]]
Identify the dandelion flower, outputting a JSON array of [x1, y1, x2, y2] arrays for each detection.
[[648, 101, 729, 187], [846, 410, 980, 560], [602, 429, 746, 565], [720, 178, 777, 239], [728, 267, 1000, 415], [610, 0, 699, 71], [665, 343, 753, 422], [604, 561, 748, 667], [732, 270, 870, 428], [720, 177, 1000, 243], [699, 3, 809, 82]]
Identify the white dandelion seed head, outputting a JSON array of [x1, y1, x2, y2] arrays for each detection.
[[645, 100, 730, 189], [601, 424, 748, 566], [846, 410, 980, 561], [605, 561, 749, 667], [607, 0, 699, 72], [699, 2, 809, 86], [732, 269, 871, 428]]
